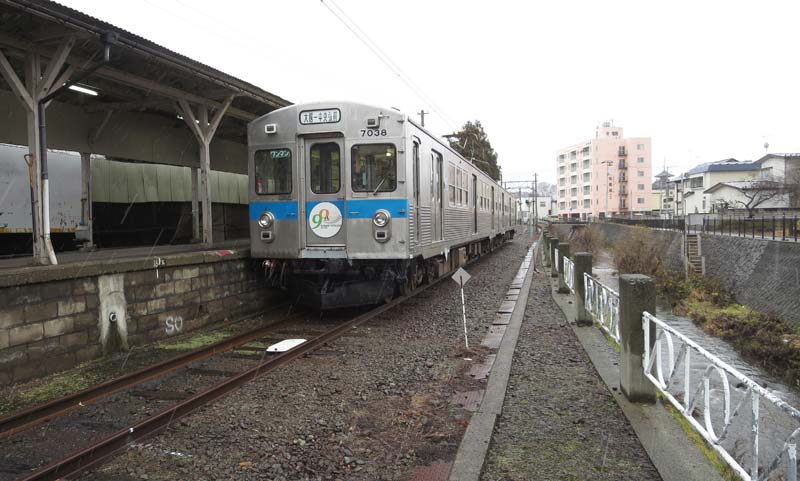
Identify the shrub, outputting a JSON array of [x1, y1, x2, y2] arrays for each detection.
[[612, 226, 662, 275], [570, 225, 604, 257]]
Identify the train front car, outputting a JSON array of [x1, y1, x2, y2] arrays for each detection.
[[248, 102, 410, 308]]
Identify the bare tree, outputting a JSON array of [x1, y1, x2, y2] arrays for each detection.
[[728, 180, 784, 218]]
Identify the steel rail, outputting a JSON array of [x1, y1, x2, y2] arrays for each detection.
[[0, 306, 296, 439], [14, 246, 499, 481]]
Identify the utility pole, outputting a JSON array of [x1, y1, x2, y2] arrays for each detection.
[[417, 110, 429, 127], [533, 172, 538, 226]]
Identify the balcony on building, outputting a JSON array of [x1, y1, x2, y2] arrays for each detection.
[[618, 159, 627, 170], [618, 146, 627, 157]]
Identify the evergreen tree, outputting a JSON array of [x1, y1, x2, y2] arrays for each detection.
[[448, 120, 501, 181]]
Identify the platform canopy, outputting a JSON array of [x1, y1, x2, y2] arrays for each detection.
[[0, 0, 292, 260], [0, 0, 291, 174]]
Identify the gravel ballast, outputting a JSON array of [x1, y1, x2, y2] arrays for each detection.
[[79, 236, 532, 481], [480, 247, 661, 481]]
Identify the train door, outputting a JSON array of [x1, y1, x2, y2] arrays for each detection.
[[304, 139, 346, 247], [472, 174, 478, 234], [502, 193, 505, 228], [491, 186, 495, 230], [434, 151, 443, 241], [413, 140, 420, 245]]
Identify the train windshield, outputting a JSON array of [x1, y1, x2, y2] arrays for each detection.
[[351, 143, 396, 192], [254, 149, 292, 194], [310, 142, 340, 194]]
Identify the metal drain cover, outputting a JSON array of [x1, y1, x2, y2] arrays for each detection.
[[450, 390, 485, 412]]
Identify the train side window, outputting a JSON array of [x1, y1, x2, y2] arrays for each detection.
[[310, 142, 340, 194], [448, 163, 456, 205], [351, 143, 397, 192], [254, 148, 292, 195]]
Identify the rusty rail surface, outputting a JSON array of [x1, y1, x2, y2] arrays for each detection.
[[0, 308, 296, 439]]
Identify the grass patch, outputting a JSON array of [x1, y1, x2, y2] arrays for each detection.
[[662, 400, 739, 481], [156, 330, 233, 351], [0, 362, 103, 416]]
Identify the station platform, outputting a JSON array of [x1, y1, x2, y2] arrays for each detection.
[[0, 239, 250, 287]]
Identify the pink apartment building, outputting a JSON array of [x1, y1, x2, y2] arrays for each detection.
[[556, 122, 652, 219]]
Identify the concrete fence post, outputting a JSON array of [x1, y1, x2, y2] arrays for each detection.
[[542, 232, 551, 267], [618, 274, 656, 403], [574, 252, 592, 325], [557, 242, 570, 293], [549, 237, 558, 278]]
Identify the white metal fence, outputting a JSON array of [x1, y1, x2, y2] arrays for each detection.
[[583, 273, 620, 345], [563, 257, 574, 292], [643, 311, 800, 481]]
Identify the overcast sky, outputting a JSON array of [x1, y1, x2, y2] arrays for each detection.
[[63, 0, 800, 184]]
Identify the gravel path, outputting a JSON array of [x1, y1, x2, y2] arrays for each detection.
[[79, 235, 532, 481], [480, 248, 662, 481]]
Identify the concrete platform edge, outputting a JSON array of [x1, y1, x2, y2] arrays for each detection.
[[548, 273, 725, 481], [448, 241, 537, 481], [0, 247, 251, 287]]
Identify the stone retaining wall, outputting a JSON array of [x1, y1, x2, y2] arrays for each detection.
[[585, 223, 800, 326], [0, 250, 279, 385]]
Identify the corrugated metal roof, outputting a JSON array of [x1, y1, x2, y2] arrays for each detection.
[[2, 0, 291, 109]]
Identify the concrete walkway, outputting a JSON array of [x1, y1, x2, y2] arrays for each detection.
[[449, 240, 724, 481], [548, 271, 724, 481]]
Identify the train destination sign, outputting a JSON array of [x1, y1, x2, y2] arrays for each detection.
[[299, 108, 341, 125]]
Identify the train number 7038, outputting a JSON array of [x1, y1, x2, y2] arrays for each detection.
[[360, 129, 387, 137]]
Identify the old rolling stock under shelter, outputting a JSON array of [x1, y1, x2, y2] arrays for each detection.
[[0, 0, 290, 265], [0, 0, 294, 384]]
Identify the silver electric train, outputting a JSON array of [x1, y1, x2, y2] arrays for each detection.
[[248, 101, 517, 308]]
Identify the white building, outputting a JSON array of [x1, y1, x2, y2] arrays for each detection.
[[677, 159, 760, 214], [519, 196, 556, 222]]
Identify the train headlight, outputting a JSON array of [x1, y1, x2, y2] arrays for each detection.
[[372, 209, 391, 227], [258, 211, 275, 228]]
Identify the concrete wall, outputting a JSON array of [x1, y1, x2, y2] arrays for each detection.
[[587, 222, 800, 326], [0, 251, 280, 385]]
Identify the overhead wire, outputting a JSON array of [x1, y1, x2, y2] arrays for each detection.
[[320, 0, 461, 132], [142, 0, 462, 133]]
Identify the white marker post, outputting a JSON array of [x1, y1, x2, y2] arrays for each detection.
[[451, 267, 472, 349]]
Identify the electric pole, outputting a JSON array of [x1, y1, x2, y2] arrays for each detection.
[[533, 172, 538, 227], [417, 110, 429, 127]]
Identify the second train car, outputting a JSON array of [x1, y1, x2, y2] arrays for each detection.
[[248, 101, 517, 308]]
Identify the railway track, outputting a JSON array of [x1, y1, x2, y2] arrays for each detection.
[[2, 253, 483, 481], [0, 307, 301, 439], [0, 240, 520, 481]]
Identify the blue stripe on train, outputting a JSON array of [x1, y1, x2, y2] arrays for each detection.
[[249, 201, 298, 221], [344, 199, 408, 219], [249, 199, 409, 220]]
